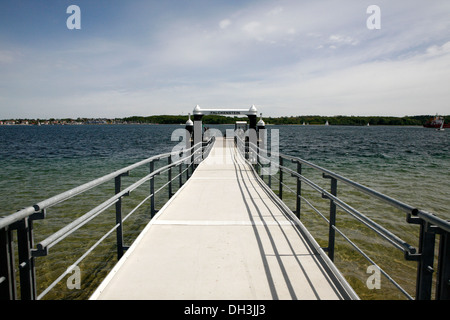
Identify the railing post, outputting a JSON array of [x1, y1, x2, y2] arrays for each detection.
[[278, 156, 283, 199], [150, 160, 156, 218], [295, 161, 302, 219], [168, 156, 173, 199], [245, 137, 249, 160], [268, 160, 272, 189], [190, 147, 195, 174], [186, 160, 190, 180], [436, 230, 450, 300], [179, 161, 183, 189], [15, 218, 37, 300], [0, 227, 16, 300], [260, 161, 264, 181], [415, 220, 436, 300], [323, 174, 337, 262], [115, 172, 129, 260]]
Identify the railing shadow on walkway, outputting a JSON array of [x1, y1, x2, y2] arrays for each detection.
[[231, 147, 355, 300], [235, 134, 449, 300]]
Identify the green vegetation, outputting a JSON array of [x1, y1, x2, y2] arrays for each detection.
[[123, 115, 244, 124], [123, 114, 442, 126], [3, 115, 446, 126]]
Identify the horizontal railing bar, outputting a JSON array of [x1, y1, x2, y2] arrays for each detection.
[[250, 140, 415, 213], [275, 164, 408, 254], [252, 147, 416, 254], [249, 144, 414, 300], [251, 140, 449, 235], [416, 210, 450, 233], [332, 224, 414, 300], [0, 141, 204, 230], [35, 151, 201, 253], [280, 164, 416, 254], [280, 152, 415, 212], [244, 137, 450, 300], [37, 221, 121, 300], [37, 159, 200, 299], [35, 139, 215, 254]]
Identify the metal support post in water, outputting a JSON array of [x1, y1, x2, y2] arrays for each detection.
[[186, 160, 190, 180], [168, 156, 173, 199], [245, 137, 249, 160], [323, 174, 337, 261], [415, 220, 436, 300], [268, 162, 272, 188], [15, 218, 37, 300], [436, 231, 450, 300], [0, 227, 16, 299], [190, 149, 195, 175], [295, 161, 302, 219], [279, 156, 283, 200], [115, 172, 129, 260], [179, 161, 183, 189], [150, 160, 156, 217], [260, 163, 263, 182]]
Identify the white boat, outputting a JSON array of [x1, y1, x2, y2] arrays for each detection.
[[325, 121, 329, 126], [436, 119, 445, 131]]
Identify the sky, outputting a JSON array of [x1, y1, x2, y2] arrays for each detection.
[[0, 0, 449, 118]]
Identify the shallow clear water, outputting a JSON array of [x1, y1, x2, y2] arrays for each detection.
[[0, 124, 448, 299]]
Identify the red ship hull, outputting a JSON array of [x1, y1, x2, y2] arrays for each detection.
[[423, 123, 450, 128], [423, 116, 449, 128]]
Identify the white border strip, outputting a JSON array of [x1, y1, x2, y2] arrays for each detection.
[[151, 220, 298, 226]]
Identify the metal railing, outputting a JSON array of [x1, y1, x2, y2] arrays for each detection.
[[0, 138, 215, 300], [237, 135, 449, 300]]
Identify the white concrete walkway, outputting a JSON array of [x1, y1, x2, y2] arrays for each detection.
[[90, 137, 357, 300]]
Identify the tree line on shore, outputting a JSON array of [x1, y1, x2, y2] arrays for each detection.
[[2, 115, 445, 126], [123, 114, 441, 126]]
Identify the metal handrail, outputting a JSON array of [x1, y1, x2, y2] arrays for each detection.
[[35, 151, 194, 255], [248, 140, 449, 233], [239, 134, 450, 300], [0, 137, 215, 300], [36, 144, 212, 300], [0, 141, 204, 230]]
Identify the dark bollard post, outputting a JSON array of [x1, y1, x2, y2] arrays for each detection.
[[295, 161, 302, 219], [268, 163, 272, 188], [179, 157, 183, 188], [0, 227, 16, 299], [168, 156, 172, 199], [279, 156, 283, 199], [415, 220, 436, 300], [115, 172, 129, 260], [15, 218, 37, 300], [322, 174, 337, 261], [150, 160, 156, 217], [436, 231, 450, 300]]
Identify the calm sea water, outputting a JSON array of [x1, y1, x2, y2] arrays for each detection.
[[278, 125, 449, 217], [0, 124, 448, 299], [0, 124, 179, 215]]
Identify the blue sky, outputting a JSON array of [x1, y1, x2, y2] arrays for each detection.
[[0, 0, 449, 118]]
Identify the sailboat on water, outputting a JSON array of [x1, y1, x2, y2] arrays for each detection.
[[436, 118, 445, 131]]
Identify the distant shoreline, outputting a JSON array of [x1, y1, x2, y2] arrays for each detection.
[[1, 114, 447, 126]]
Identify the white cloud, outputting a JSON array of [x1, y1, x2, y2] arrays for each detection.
[[1, 0, 450, 118], [219, 19, 231, 29], [328, 34, 358, 46], [0, 50, 15, 64]]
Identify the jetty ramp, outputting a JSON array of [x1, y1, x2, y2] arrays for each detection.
[[90, 137, 357, 300]]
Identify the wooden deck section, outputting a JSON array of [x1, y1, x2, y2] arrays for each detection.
[[90, 137, 357, 300]]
